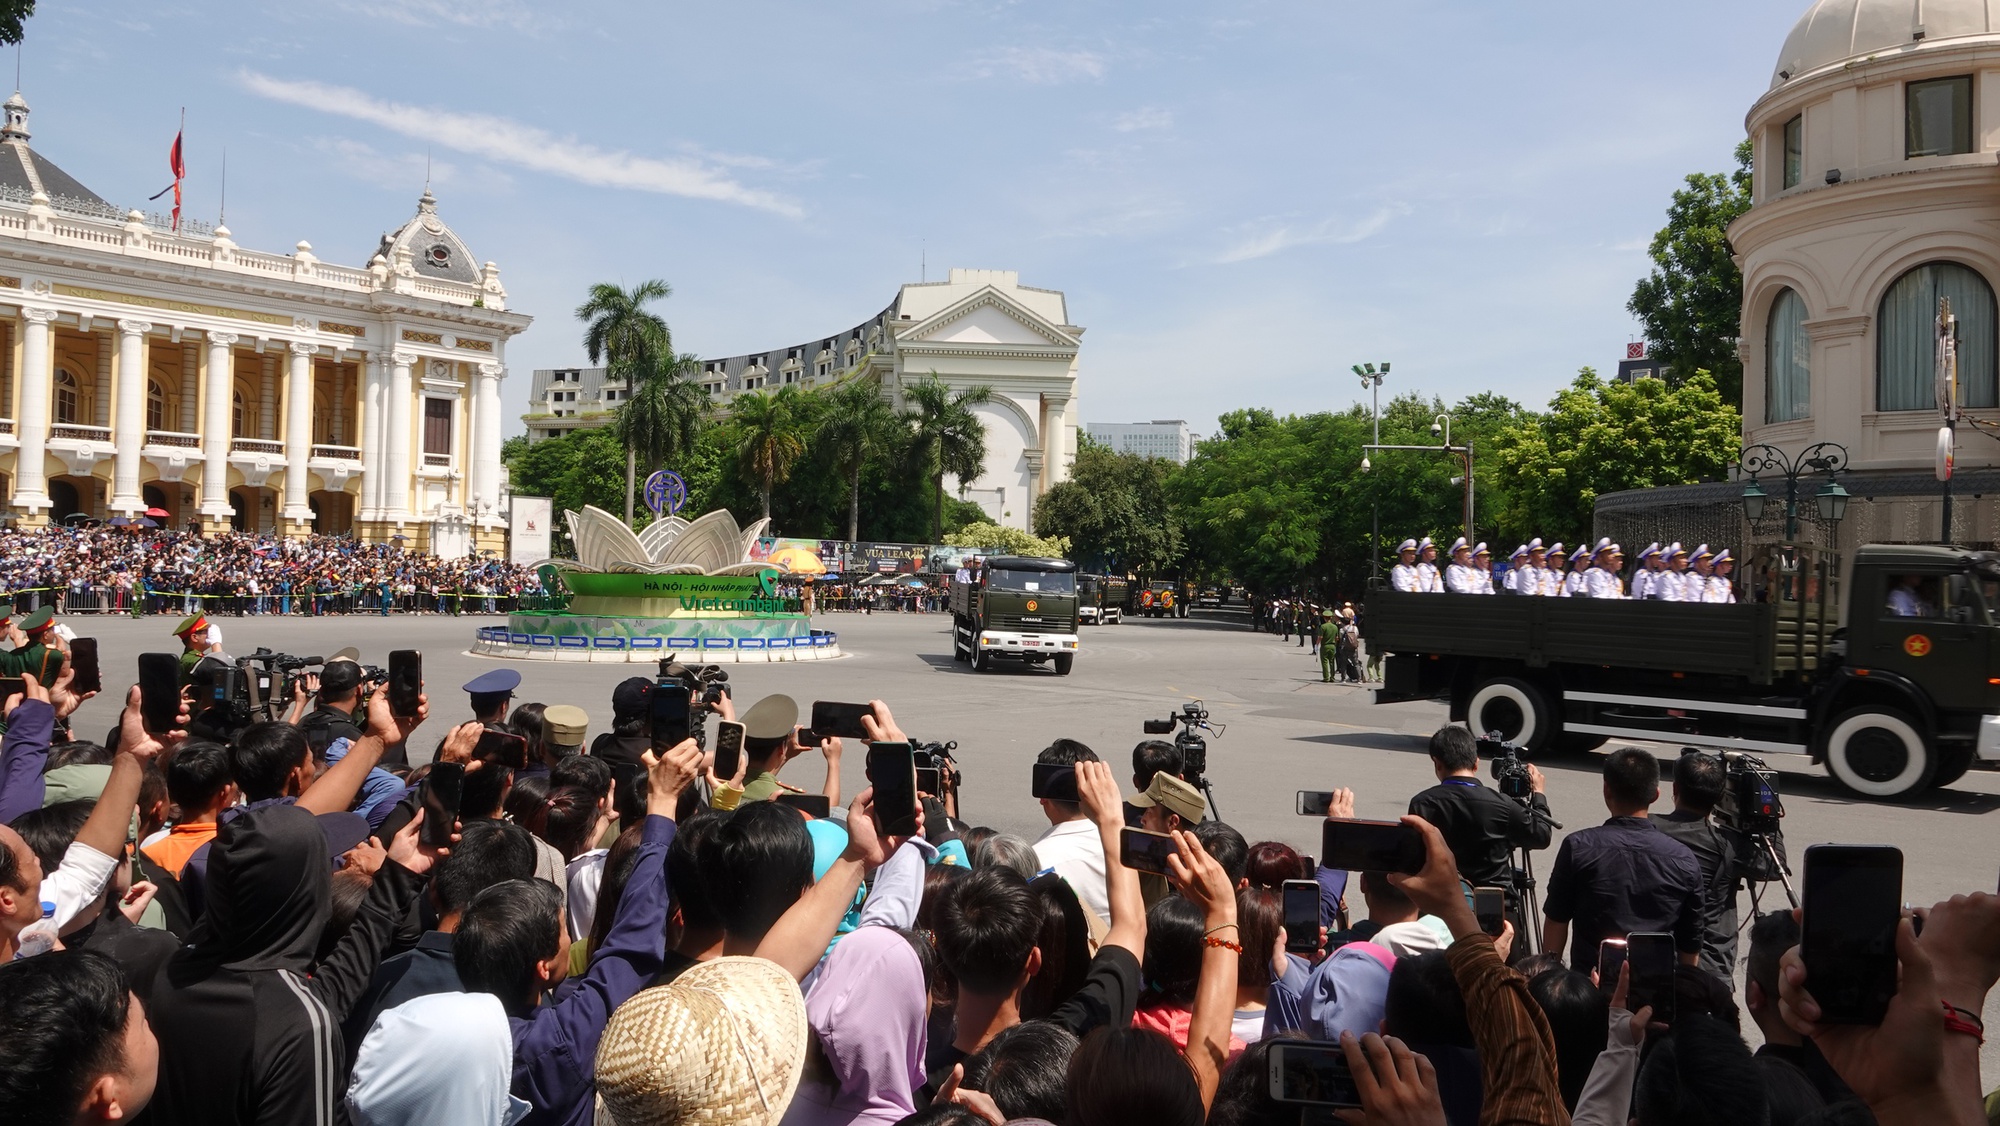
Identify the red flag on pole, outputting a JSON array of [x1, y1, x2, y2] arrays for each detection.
[[168, 129, 183, 231]]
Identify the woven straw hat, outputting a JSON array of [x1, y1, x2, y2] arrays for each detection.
[[594, 957, 807, 1126]]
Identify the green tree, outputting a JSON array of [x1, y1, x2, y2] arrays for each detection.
[[1491, 368, 1741, 544], [900, 373, 994, 542], [615, 349, 708, 521], [941, 521, 1070, 557], [575, 279, 672, 522], [817, 378, 900, 542], [0, 3, 34, 45], [1628, 140, 1754, 405], [1033, 436, 1183, 575], [502, 427, 631, 553], [728, 387, 809, 520]]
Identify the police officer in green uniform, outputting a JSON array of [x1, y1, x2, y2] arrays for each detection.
[[174, 612, 211, 683], [1317, 609, 1341, 683], [2, 607, 65, 683]]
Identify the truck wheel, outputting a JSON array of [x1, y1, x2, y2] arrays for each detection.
[[973, 644, 991, 672], [1823, 706, 1936, 798], [1465, 677, 1553, 754], [1054, 653, 1074, 676], [1931, 744, 1975, 789], [952, 636, 969, 662]]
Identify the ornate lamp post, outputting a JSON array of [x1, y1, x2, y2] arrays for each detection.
[[1739, 441, 1850, 541]]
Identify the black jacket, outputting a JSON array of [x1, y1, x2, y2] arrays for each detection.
[[1408, 778, 1553, 889], [139, 804, 420, 1126]]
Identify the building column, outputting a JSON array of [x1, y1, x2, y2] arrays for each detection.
[[178, 343, 196, 433], [13, 306, 56, 518], [93, 329, 111, 429], [200, 332, 238, 528], [384, 351, 414, 521], [359, 353, 384, 523], [1021, 450, 1044, 533], [258, 354, 276, 440], [283, 341, 316, 532], [331, 364, 348, 445], [110, 319, 152, 515], [472, 362, 502, 518]]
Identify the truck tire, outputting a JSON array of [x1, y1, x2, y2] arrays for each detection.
[[1931, 744, 1975, 789], [1823, 706, 1936, 798], [1465, 676, 1553, 754], [1054, 653, 1074, 676], [973, 644, 991, 672]]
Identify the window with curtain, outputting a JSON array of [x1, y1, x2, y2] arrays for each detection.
[[1907, 75, 1974, 158], [1766, 288, 1810, 422], [146, 380, 164, 431], [1877, 262, 1998, 410], [1783, 115, 1803, 189], [54, 370, 76, 424], [423, 397, 452, 455], [232, 391, 244, 437]]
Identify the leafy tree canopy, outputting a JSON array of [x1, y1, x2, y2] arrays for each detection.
[[1033, 436, 1183, 575], [941, 521, 1070, 557], [1628, 139, 1754, 405]]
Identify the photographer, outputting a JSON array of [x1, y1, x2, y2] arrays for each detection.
[[300, 658, 373, 763], [1656, 750, 1749, 978], [1406, 725, 1552, 911]]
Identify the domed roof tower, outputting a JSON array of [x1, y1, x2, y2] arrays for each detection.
[[375, 188, 481, 284], [1771, 0, 2000, 86]]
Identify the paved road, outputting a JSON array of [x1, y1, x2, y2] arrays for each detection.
[[57, 604, 2000, 1076]]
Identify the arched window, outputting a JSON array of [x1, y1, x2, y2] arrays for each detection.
[[1766, 289, 1810, 422], [53, 369, 77, 424], [1878, 262, 1998, 410], [146, 379, 164, 431], [232, 390, 245, 437]]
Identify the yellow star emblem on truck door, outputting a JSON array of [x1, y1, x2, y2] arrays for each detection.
[[1904, 634, 1932, 657]]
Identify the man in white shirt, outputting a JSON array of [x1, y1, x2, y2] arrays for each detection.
[[1030, 739, 1110, 921], [1709, 550, 1738, 604], [1415, 538, 1443, 593], [1472, 544, 1497, 594], [1658, 544, 1691, 602], [1585, 545, 1626, 599], [1444, 539, 1483, 594], [1504, 545, 1530, 594], [1389, 540, 1422, 593], [1630, 544, 1661, 600], [1540, 544, 1565, 596]]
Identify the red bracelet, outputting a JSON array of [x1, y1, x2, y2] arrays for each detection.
[[1941, 1000, 1984, 1043], [1204, 936, 1243, 954]]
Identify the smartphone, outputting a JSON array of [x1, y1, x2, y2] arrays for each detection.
[[1299, 854, 1318, 880], [1627, 932, 1677, 1023], [474, 728, 528, 770], [386, 649, 422, 718], [0, 675, 23, 701], [915, 764, 942, 795], [866, 741, 919, 837], [67, 637, 100, 696], [1030, 761, 1080, 802], [137, 652, 181, 733], [419, 761, 464, 848], [1802, 844, 1903, 1025], [1474, 887, 1507, 937], [809, 700, 874, 740], [649, 681, 691, 748], [1597, 939, 1628, 998], [1320, 818, 1427, 876], [712, 719, 745, 781], [1267, 1041, 1362, 1108], [1283, 879, 1322, 953], [1296, 790, 1336, 816], [1119, 827, 1176, 875], [609, 761, 644, 826], [775, 792, 831, 819]]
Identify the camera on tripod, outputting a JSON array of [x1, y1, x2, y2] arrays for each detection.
[[1712, 751, 1783, 836], [1144, 700, 1219, 784], [1477, 732, 1534, 799]]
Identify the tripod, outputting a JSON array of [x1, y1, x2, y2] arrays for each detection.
[[1506, 799, 1563, 956], [1741, 831, 1798, 912]]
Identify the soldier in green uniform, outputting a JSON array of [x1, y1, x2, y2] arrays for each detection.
[[1317, 609, 1340, 683], [2, 607, 65, 683], [174, 612, 211, 683]]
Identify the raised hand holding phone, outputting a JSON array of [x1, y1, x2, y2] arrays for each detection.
[[642, 738, 703, 817]]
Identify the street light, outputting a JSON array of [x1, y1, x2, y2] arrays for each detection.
[[1354, 363, 1390, 577], [1739, 441, 1850, 541], [1364, 411, 1475, 545]]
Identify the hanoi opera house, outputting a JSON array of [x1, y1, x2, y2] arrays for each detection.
[[0, 91, 527, 554]]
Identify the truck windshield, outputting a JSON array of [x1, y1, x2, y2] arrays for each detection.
[[989, 569, 1075, 594]]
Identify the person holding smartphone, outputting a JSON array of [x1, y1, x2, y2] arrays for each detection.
[[1030, 738, 1112, 921], [721, 694, 842, 809], [1541, 748, 1703, 973]]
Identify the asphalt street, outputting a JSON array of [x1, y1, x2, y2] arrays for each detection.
[[57, 603, 2000, 1076]]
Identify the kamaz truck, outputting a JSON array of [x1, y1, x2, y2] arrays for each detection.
[[1079, 574, 1128, 625], [1365, 543, 2000, 800], [950, 556, 1081, 674]]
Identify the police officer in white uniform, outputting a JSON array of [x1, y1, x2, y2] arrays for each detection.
[[1563, 544, 1594, 597], [1504, 545, 1530, 594], [1390, 540, 1422, 593]]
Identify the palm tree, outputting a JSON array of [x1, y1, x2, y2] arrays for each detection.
[[730, 386, 807, 520], [818, 378, 899, 542], [901, 372, 994, 542], [616, 350, 708, 519], [575, 280, 672, 522]]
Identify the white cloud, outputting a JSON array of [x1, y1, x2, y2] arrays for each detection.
[[311, 137, 456, 190], [334, 0, 537, 30], [1113, 107, 1173, 132], [239, 71, 803, 218], [973, 46, 1106, 84], [1213, 205, 1412, 264]]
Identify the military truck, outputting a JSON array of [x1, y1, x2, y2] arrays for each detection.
[[950, 556, 1081, 674], [1078, 574, 1128, 625], [1138, 581, 1188, 619], [1365, 543, 2000, 800]]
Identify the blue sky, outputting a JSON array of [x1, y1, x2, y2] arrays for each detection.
[[23, 1, 1804, 437]]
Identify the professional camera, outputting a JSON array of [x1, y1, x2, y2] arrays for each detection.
[[241, 649, 324, 709], [1712, 751, 1783, 836], [655, 658, 730, 748], [914, 737, 963, 800], [1478, 732, 1534, 799], [1143, 701, 1223, 805], [186, 656, 256, 742]]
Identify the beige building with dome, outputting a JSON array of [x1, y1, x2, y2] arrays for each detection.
[[0, 90, 530, 553]]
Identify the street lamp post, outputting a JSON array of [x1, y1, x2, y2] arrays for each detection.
[[1363, 410, 1475, 545], [1739, 441, 1850, 541], [1353, 363, 1389, 580]]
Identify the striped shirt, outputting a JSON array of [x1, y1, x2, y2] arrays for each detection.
[[1444, 934, 1572, 1126]]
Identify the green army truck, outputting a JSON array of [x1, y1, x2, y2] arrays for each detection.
[[1365, 543, 2000, 800], [951, 556, 1081, 674], [1078, 574, 1129, 625]]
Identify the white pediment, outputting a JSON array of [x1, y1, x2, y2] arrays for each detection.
[[902, 287, 1079, 350], [919, 303, 1048, 345]]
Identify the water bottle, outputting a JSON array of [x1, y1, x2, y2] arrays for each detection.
[[14, 901, 57, 958]]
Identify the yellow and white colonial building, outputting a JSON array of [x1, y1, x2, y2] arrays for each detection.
[[0, 92, 530, 553]]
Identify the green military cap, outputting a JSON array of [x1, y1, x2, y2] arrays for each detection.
[[18, 607, 54, 634], [543, 704, 589, 750], [174, 612, 210, 639]]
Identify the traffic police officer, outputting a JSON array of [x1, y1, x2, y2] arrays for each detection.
[[1318, 609, 1341, 682], [2, 607, 64, 682], [464, 667, 521, 724], [174, 613, 210, 682]]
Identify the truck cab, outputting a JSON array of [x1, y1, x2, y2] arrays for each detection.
[[1078, 574, 1125, 625], [950, 556, 1081, 674]]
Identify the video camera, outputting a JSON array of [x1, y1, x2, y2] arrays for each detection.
[[656, 658, 730, 748], [1711, 750, 1783, 836], [1478, 732, 1534, 800], [914, 737, 963, 804], [1144, 700, 1222, 787]]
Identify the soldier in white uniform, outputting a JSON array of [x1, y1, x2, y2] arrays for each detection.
[[1504, 545, 1530, 594], [1472, 543, 1497, 594], [1709, 550, 1738, 603], [1390, 539, 1422, 593], [1690, 545, 1719, 603], [1563, 544, 1593, 597], [1658, 543, 1691, 602], [1630, 543, 1662, 600], [1445, 538, 1484, 594], [1585, 543, 1626, 598], [1416, 538, 1443, 593], [1541, 543, 1567, 596]]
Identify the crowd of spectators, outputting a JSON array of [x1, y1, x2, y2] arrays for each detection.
[[0, 526, 543, 616], [0, 646, 1994, 1126]]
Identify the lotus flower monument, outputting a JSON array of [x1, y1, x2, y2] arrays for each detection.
[[472, 507, 840, 663]]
